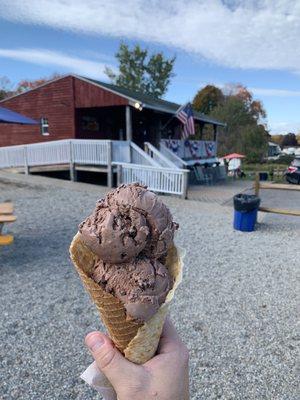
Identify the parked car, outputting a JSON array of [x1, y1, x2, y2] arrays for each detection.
[[285, 158, 300, 184]]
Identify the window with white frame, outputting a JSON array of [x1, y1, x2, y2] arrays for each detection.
[[41, 117, 49, 136]]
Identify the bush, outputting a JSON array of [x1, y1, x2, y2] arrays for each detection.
[[268, 154, 294, 165]]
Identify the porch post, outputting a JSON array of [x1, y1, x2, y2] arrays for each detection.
[[125, 105, 132, 141], [107, 140, 113, 188], [117, 164, 122, 186], [213, 124, 218, 156], [199, 122, 204, 140], [213, 124, 218, 141], [69, 140, 77, 182], [23, 145, 29, 175], [182, 170, 189, 200]]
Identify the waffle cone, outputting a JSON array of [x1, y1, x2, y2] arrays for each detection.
[[70, 232, 183, 364]]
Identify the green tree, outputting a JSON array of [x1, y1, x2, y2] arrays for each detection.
[[105, 43, 175, 98], [226, 83, 266, 121], [281, 132, 298, 147], [209, 94, 268, 162], [0, 76, 13, 100], [192, 85, 224, 114], [270, 134, 283, 146], [241, 124, 269, 163]]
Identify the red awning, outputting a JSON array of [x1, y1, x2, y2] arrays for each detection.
[[221, 153, 245, 160]]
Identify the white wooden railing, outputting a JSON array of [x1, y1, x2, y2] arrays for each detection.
[[0, 139, 111, 169], [159, 143, 188, 169], [73, 139, 110, 165], [144, 142, 178, 169], [112, 141, 130, 163], [0, 139, 189, 197], [115, 163, 189, 198], [26, 140, 71, 166], [130, 142, 159, 167], [0, 139, 137, 169], [0, 144, 25, 168]]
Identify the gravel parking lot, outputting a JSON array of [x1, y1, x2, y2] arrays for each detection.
[[0, 172, 299, 400]]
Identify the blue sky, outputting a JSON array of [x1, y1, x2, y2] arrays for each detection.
[[0, 0, 300, 134]]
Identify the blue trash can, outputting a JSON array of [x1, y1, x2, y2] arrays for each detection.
[[233, 194, 260, 232], [233, 209, 258, 232]]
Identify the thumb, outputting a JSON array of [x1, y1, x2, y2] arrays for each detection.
[[85, 331, 139, 389]]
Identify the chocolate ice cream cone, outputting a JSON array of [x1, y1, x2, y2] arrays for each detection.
[[70, 232, 183, 364]]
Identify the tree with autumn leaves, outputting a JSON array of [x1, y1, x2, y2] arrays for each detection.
[[270, 133, 299, 148], [193, 83, 269, 162], [0, 73, 61, 100]]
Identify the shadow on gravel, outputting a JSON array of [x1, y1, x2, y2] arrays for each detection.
[[0, 178, 48, 191], [0, 229, 76, 269], [256, 220, 299, 233]]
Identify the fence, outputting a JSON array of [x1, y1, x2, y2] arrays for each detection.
[[115, 163, 189, 198], [254, 174, 300, 216]]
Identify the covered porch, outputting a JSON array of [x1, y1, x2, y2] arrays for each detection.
[[74, 102, 224, 150], [75, 105, 167, 147]]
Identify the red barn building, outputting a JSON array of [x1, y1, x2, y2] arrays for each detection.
[[0, 74, 224, 148]]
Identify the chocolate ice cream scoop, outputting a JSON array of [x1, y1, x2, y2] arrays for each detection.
[[106, 183, 178, 258], [79, 200, 149, 264], [79, 183, 178, 262], [91, 257, 172, 322]]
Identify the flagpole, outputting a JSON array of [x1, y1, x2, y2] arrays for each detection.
[[160, 114, 176, 132], [160, 103, 186, 133]]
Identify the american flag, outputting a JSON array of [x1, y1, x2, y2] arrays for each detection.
[[175, 102, 195, 139]]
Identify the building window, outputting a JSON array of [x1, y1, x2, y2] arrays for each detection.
[[41, 118, 49, 136]]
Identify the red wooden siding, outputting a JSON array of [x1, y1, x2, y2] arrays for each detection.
[[74, 78, 128, 108], [0, 76, 75, 147]]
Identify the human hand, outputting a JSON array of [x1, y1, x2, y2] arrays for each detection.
[[85, 317, 189, 400]]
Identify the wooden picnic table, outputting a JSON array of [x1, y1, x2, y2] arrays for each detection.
[[0, 202, 14, 214], [0, 202, 16, 245]]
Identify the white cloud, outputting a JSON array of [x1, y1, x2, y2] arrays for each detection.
[[199, 81, 300, 98], [249, 87, 300, 97], [0, 48, 116, 79], [269, 121, 300, 134], [0, 0, 299, 73]]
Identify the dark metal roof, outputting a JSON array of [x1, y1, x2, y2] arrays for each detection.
[[80, 76, 226, 127]]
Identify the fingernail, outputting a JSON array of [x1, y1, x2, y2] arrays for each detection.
[[87, 334, 104, 352]]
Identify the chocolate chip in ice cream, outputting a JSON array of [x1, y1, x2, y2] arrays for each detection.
[[106, 183, 179, 258], [79, 200, 149, 264], [91, 257, 173, 322]]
